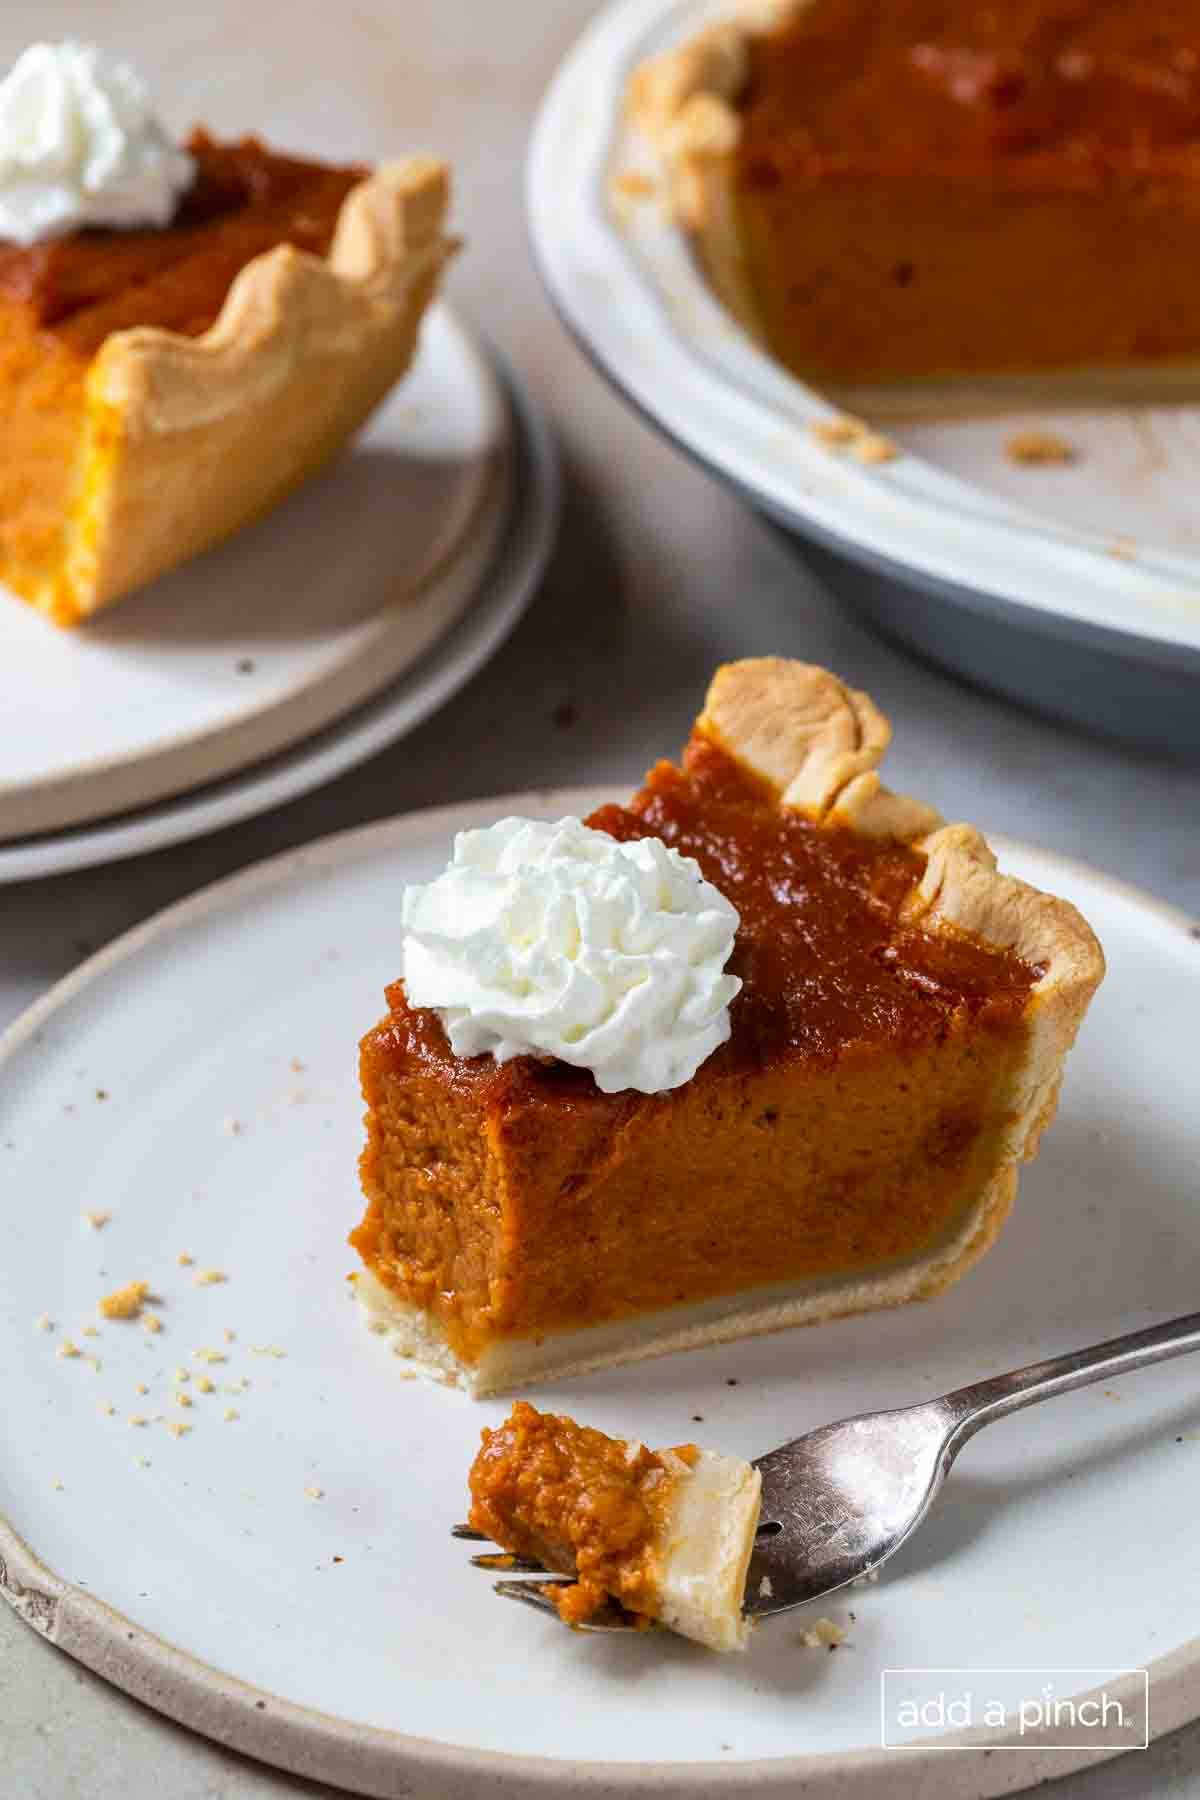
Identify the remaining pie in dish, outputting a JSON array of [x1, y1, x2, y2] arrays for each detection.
[[629, 1, 1200, 390], [0, 132, 454, 624], [350, 658, 1103, 1394], [467, 1400, 761, 1649]]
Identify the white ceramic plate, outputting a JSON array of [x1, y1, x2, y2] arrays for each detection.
[[527, 0, 1200, 743], [0, 363, 557, 885], [2, 790, 1198, 1798], [0, 304, 510, 840]]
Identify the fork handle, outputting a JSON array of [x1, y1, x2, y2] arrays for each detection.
[[940, 1309, 1200, 1448]]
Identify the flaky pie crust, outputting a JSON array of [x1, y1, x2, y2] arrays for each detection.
[[44, 156, 457, 623]]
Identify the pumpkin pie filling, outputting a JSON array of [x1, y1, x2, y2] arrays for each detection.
[[0, 131, 365, 617], [467, 1400, 762, 1648], [653, 0, 1200, 384], [353, 728, 1042, 1369], [468, 1401, 698, 1627]]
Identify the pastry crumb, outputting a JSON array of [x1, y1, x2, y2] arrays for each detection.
[[809, 413, 867, 449], [193, 1347, 226, 1363], [35, 1313, 52, 1331], [135, 1383, 149, 1395], [52, 1479, 65, 1491], [758, 1575, 774, 1598], [132, 1456, 150, 1469], [99, 1280, 149, 1320], [173, 1366, 189, 1384], [177, 1252, 194, 1267], [289, 1057, 306, 1073], [166, 1421, 192, 1439], [798, 1616, 846, 1649], [83, 1356, 101, 1373], [141, 1312, 163, 1335], [195, 1376, 215, 1395], [81, 1210, 111, 1230], [250, 1345, 286, 1359], [850, 431, 898, 465], [193, 1269, 227, 1287], [223, 1408, 239, 1422], [128, 1414, 149, 1427], [99, 1401, 115, 1417], [222, 1116, 243, 1136], [304, 1485, 324, 1500], [1005, 429, 1078, 466], [175, 1391, 193, 1409], [1107, 536, 1137, 559], [611, 169, 655, 202], [223, 1328, 236, 1344], [81, 1324, 98, 1338], [56, 1339, 80, 1360]]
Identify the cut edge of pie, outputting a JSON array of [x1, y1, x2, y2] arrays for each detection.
[[352, 657, 1104, 1397], [624, 2, 1200, 417], [12, 156, 456, 625]]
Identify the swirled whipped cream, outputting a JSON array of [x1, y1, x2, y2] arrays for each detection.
[[0, 42, 194, 245], [401, 816, 743, 1095]]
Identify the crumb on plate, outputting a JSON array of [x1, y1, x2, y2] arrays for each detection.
[[99, 1280, 149, 1321], [798, 1617, 846, 1649], [809, 413, 867, 449], [850, 431, 898, 465], [1004, 429, 1078, 466]]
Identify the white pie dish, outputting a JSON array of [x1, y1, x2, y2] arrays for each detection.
[[527, 0, 1200, 758]]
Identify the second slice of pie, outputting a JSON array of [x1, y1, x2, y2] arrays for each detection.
[[350, 658, 1104, 1393]]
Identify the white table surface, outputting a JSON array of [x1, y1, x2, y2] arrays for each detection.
[[3, 4, 1199, 1796]]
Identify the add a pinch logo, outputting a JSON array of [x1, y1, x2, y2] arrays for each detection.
[[881, 1669, 1149, 1751]]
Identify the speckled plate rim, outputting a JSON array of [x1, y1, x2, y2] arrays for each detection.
[[527, 0, 1200, 664], [2, 800, 1198, 1800], [0, 351, 558, 885]]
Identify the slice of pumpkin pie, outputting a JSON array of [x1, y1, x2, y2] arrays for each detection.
[[350, 658, 1103, 1393], [0, 43, 454, 624]]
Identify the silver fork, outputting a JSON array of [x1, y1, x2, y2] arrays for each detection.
[[456, 1309, 1200, 1632]]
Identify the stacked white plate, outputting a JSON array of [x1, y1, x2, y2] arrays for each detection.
[[0, 305, 559, 882]]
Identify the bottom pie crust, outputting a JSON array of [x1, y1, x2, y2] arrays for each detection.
[[351, 1165, 1014, 1398]]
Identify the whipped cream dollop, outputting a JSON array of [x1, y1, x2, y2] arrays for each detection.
[[0, 42, 194, 245], [402, 816, 743, 1095]]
